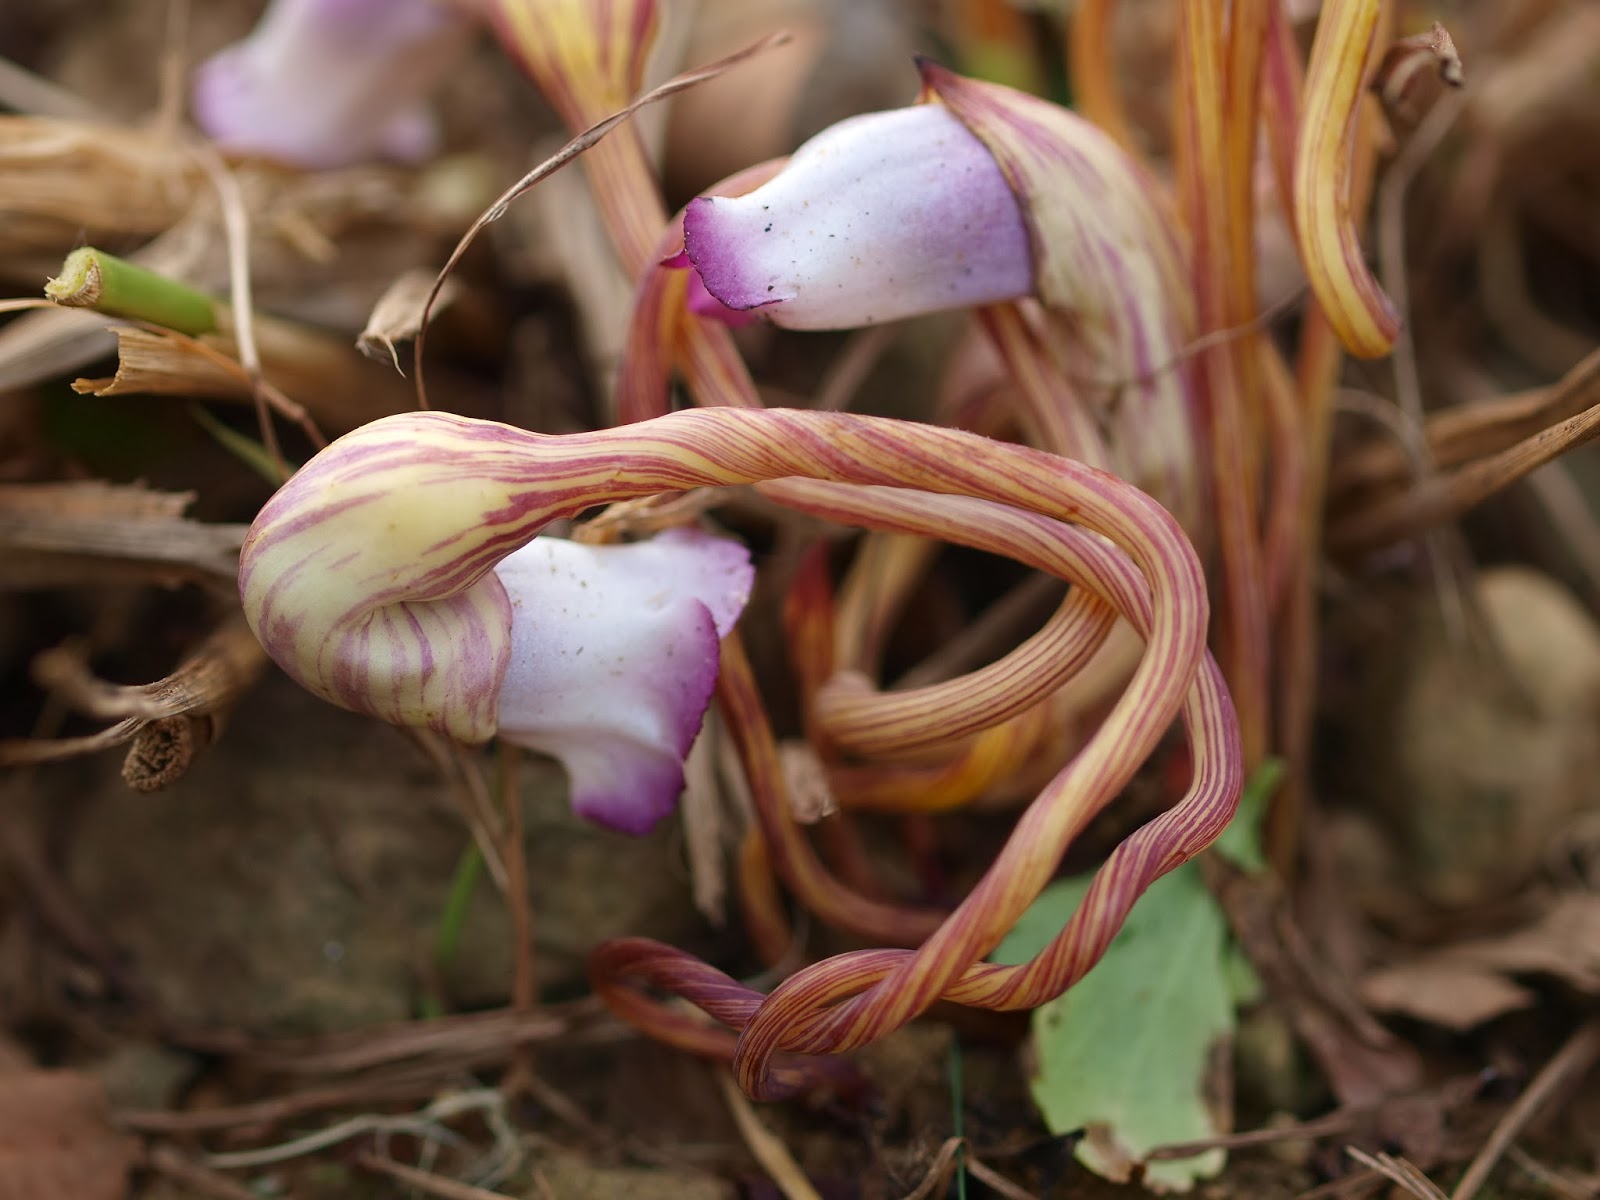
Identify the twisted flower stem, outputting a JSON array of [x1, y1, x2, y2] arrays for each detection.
[[243, 405, 1238, 1096], [593, 474, 1240, 1098]]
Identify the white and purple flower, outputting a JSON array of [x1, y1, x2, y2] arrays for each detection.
[[192, 0, 473, 169], [493, 528, 752, 834], [682, 103, 1035, 329]]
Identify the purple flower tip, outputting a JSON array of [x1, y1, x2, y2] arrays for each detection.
[[492, 528, 754, 835]]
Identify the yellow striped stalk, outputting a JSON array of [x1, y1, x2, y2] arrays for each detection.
[[1293, 0, 1402, 358]]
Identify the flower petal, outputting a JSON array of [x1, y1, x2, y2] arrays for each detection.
[[492, 528, 753, 833], [683, 104, 1033, 329], [192, 0, 472, 169]]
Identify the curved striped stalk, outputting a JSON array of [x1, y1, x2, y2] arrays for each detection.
[[1293, 0, 1401, 358], [826, 708, 1057, 812], [591, 480, 1241, 1098], [812, 584, 1112, 758], [240, 407, 1205, 747]]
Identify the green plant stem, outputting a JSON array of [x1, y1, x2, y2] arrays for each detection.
[[45, 247, 218, 337], [949, 1038, 969, 1200], [435, 842, 484, 974]]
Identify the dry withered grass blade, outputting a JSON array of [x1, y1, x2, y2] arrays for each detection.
[[71, 320, 408, 440], [0, 480, 247, 588], [1345, 1147, 1448, 1200], [715, 1067, 822, 1200], [353, 1150, 516, 1200]]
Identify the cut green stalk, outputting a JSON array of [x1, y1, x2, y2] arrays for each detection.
[[45, 247, 219, 337]]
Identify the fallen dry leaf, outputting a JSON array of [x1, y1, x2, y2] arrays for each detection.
[[1361, 962, 1536, 1032], [0, 1068, 138, 1200], [1362, 893, 1600, 1029], [357, 268, 460, 369]]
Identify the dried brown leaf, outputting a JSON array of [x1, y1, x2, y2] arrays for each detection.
[[0, 1069, 137, 1200], [72, 322, 412, 434], [1361, 962, 1536, 1032], [357, 268, 460, 370], [1363, 894, 1600, 1030]]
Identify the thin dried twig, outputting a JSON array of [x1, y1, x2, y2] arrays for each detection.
[[1332, 350, 1600, 500], [353, 1151, 516, 1200], [1450, 1019, 1600, 1200], [0, 615, 265, 787], [897, 1138, 966, 1200], [498, 743, 538, 1075], [144, 1145, 259, 1200], [202, 1089, 502, 1170], [1329, 360, 1600, 556], [715, 1068, 823, 1200], [121, 1072, 469, 1136], [1505, 1145, 1598, 1200], [1346, 1148, 1448, 1200], [185, 998, 612, 1078], [188, 143, 286, 473], [412, 31, 793, 408], [964, 1155, 1041, 1200], [403, 730, 511, 894]]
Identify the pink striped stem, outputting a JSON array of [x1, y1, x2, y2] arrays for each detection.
[[613, 160, 782, 424], [239, 409, 1207, 744], [592, 476, 1242, 1098], [485, 0, 665, 273]]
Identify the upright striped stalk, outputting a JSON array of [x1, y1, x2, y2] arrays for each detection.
[[1176, 2, 1272, 765], [485, 0, 665, 272]]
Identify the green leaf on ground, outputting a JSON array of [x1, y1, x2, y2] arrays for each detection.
[[1211, 758, 1284, 874], [993, 792, 1269, 1192]]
